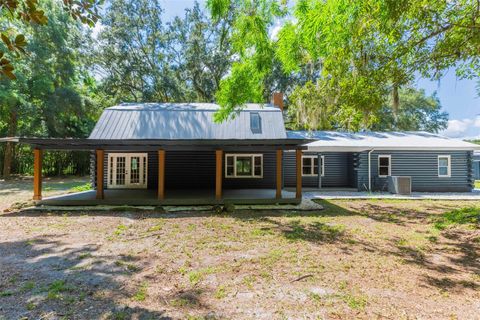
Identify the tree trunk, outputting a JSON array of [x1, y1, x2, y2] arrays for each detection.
[[392, 84, 400, 126], [3, 109, 18, 177]]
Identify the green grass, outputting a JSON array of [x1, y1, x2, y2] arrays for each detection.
[[132, 282, 148, 301], [0, 291, 13, 297], [434, 207, 480, 230], [43, 180, 91, 192], [69, 183, 92, 192], [46, 280, 74, 300]]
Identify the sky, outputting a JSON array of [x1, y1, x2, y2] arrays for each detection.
[[130, 0, 480, 139]]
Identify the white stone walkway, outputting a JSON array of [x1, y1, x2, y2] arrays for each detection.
[[305, 189, 480, 200]]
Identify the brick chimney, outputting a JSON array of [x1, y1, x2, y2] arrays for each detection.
[[271, 92, 283, 111]]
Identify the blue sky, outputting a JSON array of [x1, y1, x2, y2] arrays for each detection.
[[161, 1, 480, 139]]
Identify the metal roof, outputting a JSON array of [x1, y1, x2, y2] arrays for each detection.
[[89, 103, 287, 140], [287, 131, 480, 151]]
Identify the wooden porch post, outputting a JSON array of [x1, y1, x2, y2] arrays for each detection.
[[296, 149, 302, 199], [158, 149, 165, 200], [215, 149, 223, 201], [96, 149, 104, 200], [276, 149, 282, 199], [33, 148, 42, 200]]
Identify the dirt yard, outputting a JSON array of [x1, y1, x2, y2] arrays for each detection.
[[0, 178, 479, 319]]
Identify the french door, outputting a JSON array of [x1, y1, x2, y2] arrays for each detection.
[[107, 153, 148, 189]]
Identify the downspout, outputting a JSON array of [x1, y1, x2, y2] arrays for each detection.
[[368, 149, 375, 191]]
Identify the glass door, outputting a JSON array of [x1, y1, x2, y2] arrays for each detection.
[[108, 153, 148, 189]]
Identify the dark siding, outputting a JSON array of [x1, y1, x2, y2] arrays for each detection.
[[356, 150, 473, 192], [283, 152, 354, 188], [93, 150, 277, 190], [164, 151, 215, 189]]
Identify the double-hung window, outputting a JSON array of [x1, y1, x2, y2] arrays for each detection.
[[302, 155, 324, 177], [378, 155, 391, 177], [225, 154, 263, 178], [438, 155, 451, 177]]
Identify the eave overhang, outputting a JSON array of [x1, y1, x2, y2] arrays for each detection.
[[0, 137, 311, 151]]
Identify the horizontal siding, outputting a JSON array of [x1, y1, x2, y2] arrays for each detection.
[[94, 150, 277, 190], [283, 152, 354, 188], [357, 150, 473, 192]]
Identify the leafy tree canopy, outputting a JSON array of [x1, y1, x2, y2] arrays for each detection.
[[94, 0, 234, 104], [0, 0, 101, 79], [208, 0, 479, 128]]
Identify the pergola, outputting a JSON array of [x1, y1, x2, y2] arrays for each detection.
[[1, 137, 310, 204]]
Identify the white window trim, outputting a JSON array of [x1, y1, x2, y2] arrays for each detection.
[[225, 153, 263, 178], [378, 155, 391, 178], [302, 155, 325, 177], [438, 155, 451, 178]]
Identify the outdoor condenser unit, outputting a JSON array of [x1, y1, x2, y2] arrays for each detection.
[[388, 176, 412, 195]]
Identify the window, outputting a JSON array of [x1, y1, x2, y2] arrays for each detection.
[[250, 112, 262, 133], [378, 155, 391, 177], [438, 155, 451, 177], [302, 155, 324, 177], [225, 154, 263, 178]]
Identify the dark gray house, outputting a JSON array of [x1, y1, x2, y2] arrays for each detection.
[[285, 131, 479, 192], [2, 94, 479, 205], [3, 95, 310, 205]]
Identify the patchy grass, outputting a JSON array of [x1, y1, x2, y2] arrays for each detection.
[[46, 280, 75, 300], [434, 207, 480, 230], [0, 180, 479, 319], [132, 282, 148, 302]]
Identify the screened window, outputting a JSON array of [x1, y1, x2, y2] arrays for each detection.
[[438, 155, 451, 177], [378, 155, 391, 177], [225, 154, 263, 178], [302, 155, 324, 176]]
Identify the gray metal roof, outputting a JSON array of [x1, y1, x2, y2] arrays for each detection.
[[288, 131, 480, 151], [89, 103, 287, 140]]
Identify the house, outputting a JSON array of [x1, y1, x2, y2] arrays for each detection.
[[2, 94, 310, 205], [1, 93, 479, 205], [285, 131, 478, 192]]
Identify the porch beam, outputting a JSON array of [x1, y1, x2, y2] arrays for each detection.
[[215, 149, 223, 201], [96, 149, 104, 200], [158, 149, 165, 200], [276, 149, 282, 199], [33, 148, 42, 200], [296, 149, 302, 199]]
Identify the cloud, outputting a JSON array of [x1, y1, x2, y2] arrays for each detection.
[[441, 116, 480, 139]]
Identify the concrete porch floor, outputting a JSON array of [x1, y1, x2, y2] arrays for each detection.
[[37, 189, 299, 206]]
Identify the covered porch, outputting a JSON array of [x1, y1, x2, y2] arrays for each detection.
[[4, 137, 309, 206], [37, 188, 299, 206]]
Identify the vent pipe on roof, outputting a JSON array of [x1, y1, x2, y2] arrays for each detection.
[[271, 92, 283, 111]]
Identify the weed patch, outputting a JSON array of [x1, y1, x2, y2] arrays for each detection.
[[434, 207, 480, 230], [132, 282, 148, 301]]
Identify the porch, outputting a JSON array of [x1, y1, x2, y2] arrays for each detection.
[[2, 137, 309, 206], [37, 188, 300, 206]]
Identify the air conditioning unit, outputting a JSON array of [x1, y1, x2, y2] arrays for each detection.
[[388, 176, 411, 195]]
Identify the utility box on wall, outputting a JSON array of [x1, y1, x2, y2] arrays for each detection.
[[388, 176, 412, 195]]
